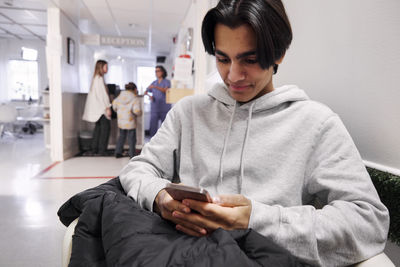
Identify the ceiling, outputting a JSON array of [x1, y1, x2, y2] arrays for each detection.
[[0, 0, 47, 41], [0, 0, 193, 59]]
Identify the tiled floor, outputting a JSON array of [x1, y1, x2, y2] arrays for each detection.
[[0, 133, 130, 266], [0, 132, 399, 266]]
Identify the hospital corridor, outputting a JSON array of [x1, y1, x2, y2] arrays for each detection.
[[1, 0, 400, 266]]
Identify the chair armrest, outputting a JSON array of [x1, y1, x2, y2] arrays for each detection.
[[352, 253, 395, 267], [62, 218, 79, 267]]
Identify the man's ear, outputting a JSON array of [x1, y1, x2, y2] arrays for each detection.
[[275, 53, 286, 65]]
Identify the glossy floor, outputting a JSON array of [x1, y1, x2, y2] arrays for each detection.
[[0, 133, 129, 266]]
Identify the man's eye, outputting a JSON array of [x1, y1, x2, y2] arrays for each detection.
[[244, 58, 258, 64], [217, 57, 229, 64]]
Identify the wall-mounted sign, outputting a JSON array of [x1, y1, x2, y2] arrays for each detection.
[[81, 34, 100, 46], [81, 34, 146, 48], [174, 57, 193, 82], [100, 36, 146, 47]]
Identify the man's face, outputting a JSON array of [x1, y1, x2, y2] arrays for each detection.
[[214, 23, 275, 103]]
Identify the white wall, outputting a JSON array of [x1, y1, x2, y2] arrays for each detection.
[[60, 11, 83, 159], [0, 38, 47, 102], [277, 0, 400, 174], [78, 44, 95, 93]]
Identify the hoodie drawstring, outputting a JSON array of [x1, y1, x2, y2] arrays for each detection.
[[239, 102, 255, 193], [219, 102, 237, 187], [218, 102, 255, 194]]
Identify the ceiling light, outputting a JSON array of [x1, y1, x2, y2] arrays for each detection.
[[21, 47, 38, 61]]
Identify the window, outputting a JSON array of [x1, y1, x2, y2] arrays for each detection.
[[8, 60, 39, 100], [137, 66, 155, 104], [107, 64, 123, 88]]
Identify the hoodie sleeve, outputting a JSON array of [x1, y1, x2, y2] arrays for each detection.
[[249, 115, 389, 266], [119, 104, 181, 211]]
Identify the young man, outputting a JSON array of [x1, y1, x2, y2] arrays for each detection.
[[120, 1, 389, 265]]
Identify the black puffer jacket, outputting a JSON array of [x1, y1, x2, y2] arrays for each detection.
[[58, 178, 303, 267]]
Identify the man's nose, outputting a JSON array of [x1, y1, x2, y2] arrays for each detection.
[[227, 62, 245, 83]]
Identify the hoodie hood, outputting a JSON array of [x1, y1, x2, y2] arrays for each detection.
[[208, 83, 309, 112], [117, 90, 135, 105]]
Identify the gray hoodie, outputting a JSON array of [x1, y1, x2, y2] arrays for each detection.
[[120, 84, 389, 266]]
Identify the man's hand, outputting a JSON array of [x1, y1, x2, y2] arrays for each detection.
[[171, 194, 252, 237], [154, 189, 208, 237]]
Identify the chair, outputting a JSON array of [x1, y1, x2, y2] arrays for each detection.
[[352, 253, 395, 267], [16, 103, 44, 135], [62, 218, 79, 267], [0, 102, 18, 138], [62, 218, 395, 267]]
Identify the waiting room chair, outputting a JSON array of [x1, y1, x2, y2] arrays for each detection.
[[62, 218, 395, 267], [0, 102, 18, 138]]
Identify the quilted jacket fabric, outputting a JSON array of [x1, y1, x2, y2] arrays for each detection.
[[57, 178, 303, 267]]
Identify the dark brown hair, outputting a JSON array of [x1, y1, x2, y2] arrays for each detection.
[[202, 0, 292, 73], [125, 82, 137, 91], [156, 65, 167, 79]]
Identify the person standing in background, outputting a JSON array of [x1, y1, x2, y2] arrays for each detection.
[[82, 60, 111, 156], [112, 82, 142, 158], [145, 65, 171, 137]]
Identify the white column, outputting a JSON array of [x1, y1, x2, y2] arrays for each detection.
[[46, 7, 64, 161], [193, 0, 213, 95], [0, 39, 7, 102]]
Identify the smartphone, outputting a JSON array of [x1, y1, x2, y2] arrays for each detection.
[[164, 183, 213, 202]]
